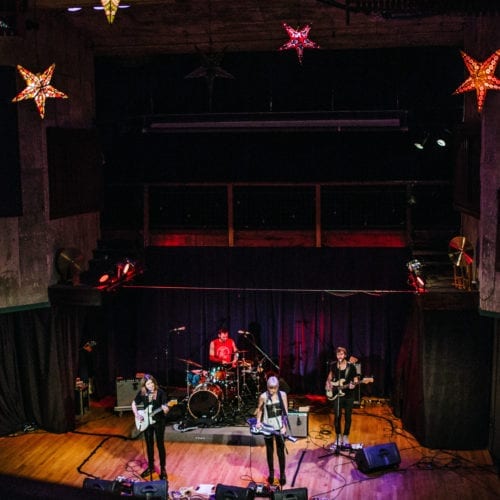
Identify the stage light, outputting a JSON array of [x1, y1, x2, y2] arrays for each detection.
[[407, 259, 426, 293], [413, 133, 428, 150], [407, 259, 421, 273], [435, 129, 451, 148], [80, 255, 141, 291], [55, 248, 84, 285]]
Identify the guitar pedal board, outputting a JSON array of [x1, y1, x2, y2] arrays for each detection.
[[247, 481, 278, 497]]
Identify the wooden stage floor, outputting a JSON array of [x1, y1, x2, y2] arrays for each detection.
[[0, 393, 498, 499]]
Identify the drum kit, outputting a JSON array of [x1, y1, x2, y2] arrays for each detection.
[[177, 351, 262, 422]]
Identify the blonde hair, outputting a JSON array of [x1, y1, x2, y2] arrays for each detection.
[[267, 376, 279, 388]]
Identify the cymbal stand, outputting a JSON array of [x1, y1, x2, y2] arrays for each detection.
[[184, 362, 191, 400]]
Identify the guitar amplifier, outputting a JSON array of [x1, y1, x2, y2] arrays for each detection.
[[287, 411, 308, 438], [116, 378, 140, 409]]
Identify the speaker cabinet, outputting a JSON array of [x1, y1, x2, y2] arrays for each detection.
[[132, 480, 168, 499], [355, 442, 401, 473], [272, 488, 308, 500], [116, 378, 140, 407], [82, 478, 119, 493], [287, 412, 308, 438], [215, 483, 253, 500]]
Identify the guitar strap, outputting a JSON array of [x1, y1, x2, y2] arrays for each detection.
[[277, 390, 290, 453]]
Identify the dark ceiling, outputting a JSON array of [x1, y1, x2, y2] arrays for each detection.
[[31, 0, 499, 57]]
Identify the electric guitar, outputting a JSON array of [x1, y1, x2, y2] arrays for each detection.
[[247, 418, 298, 442], [135, 400, 177, 432], [325, 377, 374, 401]]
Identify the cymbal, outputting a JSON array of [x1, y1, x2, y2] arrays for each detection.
[[238, 360, 252, 367], [177, 357, 203, 368], [235, 350, 248, 353], [448, 236, 474, 267]]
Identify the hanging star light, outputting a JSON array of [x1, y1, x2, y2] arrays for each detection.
[[453, 49, 500, 113], [12, 63, 68, 119], [278, 23, 319, 64], [101, 0, 120, 24], [185, 45, 235, 112]]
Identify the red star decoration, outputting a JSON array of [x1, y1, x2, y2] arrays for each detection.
[[12, 63, 68, 119], [278, 23, 319, 64], [453, 49, 500, 113]]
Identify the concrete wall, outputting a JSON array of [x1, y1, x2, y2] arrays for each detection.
[[0, 12, 100, 310]]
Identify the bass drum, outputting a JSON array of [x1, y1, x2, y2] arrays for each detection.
[[188, 383, 223, 419]]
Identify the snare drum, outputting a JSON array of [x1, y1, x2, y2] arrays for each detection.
[[187, 383, 223, 419]]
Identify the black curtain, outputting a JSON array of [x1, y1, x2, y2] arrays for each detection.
[[0, 246, 413, 434], [395, 297, 494, 449], [106, 247, 413, 397], [0, 305, 113, 435], [108, 287, 411, 397]]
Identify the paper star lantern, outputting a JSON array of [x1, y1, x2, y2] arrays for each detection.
[[12, 63, 68, 119], [453, 49, 500, 113], [101, 0, 120, 24], [278, 23, 319, 64], [185, 45, 235, 112]]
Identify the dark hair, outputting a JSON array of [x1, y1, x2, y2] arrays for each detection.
[[140, 374, 158, 393]]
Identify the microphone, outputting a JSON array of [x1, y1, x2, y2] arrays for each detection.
[[238, 330, 251, 335], [170, 326, 186, 332]]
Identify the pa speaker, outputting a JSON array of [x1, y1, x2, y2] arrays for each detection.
[[132, 480, 168, 499], [355, 442, 401, 473], [82, 478, 120, 493], [272, 487, 308, 500], [215, 483, 254, 500]]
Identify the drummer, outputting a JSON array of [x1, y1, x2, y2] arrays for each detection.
[[209, 326, 239, 369]]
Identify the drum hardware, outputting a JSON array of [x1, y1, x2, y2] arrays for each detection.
[[177, 357, 204, 399]]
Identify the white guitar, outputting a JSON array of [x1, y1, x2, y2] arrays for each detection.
[[325, 377, 374, 401], [247, 418, 298, 442], [135, 400, 177, 432]]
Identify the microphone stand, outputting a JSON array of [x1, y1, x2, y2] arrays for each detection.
[[241, 333, 279, 371], [240, 333, 279, 396]]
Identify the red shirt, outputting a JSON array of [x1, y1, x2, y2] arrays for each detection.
[[211, 338, 236, 364]]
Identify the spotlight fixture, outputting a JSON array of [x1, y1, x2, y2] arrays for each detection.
[[413, 134, 428, 150], [407, 259, 426, 293], [81, 255, 142, 291], [435, 129, 451, 148]]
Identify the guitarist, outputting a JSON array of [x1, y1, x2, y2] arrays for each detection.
[[254, 376, 289, 487], [325, 347, 359, 449], [131, 374, 170, 481]]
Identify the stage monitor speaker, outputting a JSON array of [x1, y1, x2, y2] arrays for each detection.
[[116, 378, 140, 407], [132, 480, 168, 499], [215, 483, 254, 500], [287, 412, 308, 438], [82, 478, 119, 493], [355, 442, 401, 473], [272, 487, 308, 500]]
